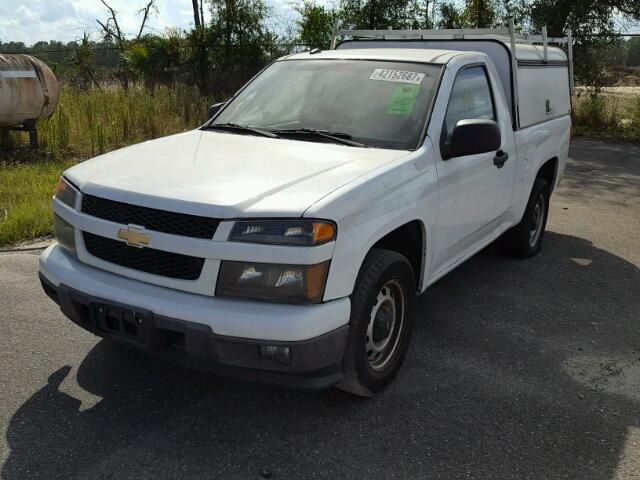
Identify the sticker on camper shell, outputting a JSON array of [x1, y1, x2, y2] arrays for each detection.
[[386, 84, 421, 115], [369, 69, 426, 84]]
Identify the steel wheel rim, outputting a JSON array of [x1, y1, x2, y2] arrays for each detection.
[[528, 194, 546, 247], [366, 279, 406, 371]]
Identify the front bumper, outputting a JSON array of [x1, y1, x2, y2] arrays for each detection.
[[39, 244, 350, 390]]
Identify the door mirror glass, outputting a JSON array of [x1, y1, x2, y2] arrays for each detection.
[[208, 102, 227, 119], [444, 119, 501, 159]]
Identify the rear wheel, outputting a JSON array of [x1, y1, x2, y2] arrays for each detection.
[[338, 249, 416, 397], [504, 178, 550, 257]]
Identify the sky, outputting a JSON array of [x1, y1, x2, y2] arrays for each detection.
[[1, 0, 638, 46], [0, 0, 300, 45]]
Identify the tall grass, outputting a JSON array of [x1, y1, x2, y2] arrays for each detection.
[[37, 84, 213, 158], [0, 85, 216, 246], [0, 160, 75, 245], [573, 92, 640, 142]]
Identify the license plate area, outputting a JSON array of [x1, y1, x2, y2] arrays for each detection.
[[93, 302, 152, 345]]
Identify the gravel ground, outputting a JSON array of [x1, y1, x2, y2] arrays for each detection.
[[0, 138, 639, 479]]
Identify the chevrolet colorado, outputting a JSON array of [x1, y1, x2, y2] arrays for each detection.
[[39, 27, 572, 396]]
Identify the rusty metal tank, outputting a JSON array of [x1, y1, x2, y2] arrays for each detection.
[[0, 54, 59, 127]]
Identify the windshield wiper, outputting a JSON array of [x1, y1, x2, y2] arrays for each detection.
[[272, 128, 367, 148], [205, 122, 280, 139]]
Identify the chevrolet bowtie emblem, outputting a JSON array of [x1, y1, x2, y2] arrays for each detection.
[[117, 227, 151, 247]]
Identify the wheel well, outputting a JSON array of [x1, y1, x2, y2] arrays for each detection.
[[537, 157, 558, 191], [370, 220, 424, 288]]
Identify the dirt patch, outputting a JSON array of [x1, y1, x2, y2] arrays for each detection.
[[566, 354, 640, 401]]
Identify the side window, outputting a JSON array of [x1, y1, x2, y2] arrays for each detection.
[[442, 66, 495, 143]]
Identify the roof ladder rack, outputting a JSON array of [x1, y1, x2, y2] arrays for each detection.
[[567, 28, 575, 94], [329, 23, 572, 50], [329, 22, 574, 90], [508, 17, 520, 128]]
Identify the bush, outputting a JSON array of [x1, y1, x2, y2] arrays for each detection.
[[629, 97, 640, 136], [572, 91, 640, 143], [573, 94, 619, 130]]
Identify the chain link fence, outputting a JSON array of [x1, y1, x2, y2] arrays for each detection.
[[1, 42, 308, 92], [573, 34, 640, 141]]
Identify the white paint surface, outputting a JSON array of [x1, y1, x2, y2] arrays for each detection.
[[0, 70, 37, 78]]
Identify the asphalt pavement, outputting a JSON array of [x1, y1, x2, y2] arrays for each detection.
[[0, 138, 639, 479]]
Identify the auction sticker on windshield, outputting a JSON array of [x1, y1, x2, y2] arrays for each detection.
[[369, 69, 426, 85]]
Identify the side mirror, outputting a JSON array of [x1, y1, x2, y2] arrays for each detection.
[[443, 119, 501, 159], [208, 102, 227, 119]]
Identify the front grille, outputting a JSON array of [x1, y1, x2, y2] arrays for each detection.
[[82, 194, 219, 239], [83, 232, 205, 280]]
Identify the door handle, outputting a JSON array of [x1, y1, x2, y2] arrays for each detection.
[[493, 150, 509, 169]]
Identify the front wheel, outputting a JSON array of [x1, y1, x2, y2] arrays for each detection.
[[338, 249, 416, 397], [504, 178, 550, 257]]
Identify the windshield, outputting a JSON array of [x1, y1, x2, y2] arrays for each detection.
[[211, 59, 442, 150]]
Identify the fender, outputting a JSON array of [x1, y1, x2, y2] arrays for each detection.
[[306, 145, 439, 300]]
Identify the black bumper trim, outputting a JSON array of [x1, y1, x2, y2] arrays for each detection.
[[39, 273, 348, 390]]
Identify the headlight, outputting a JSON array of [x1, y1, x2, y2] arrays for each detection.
[[216, 261, 330, 303], [54, 177, 78, 209], [53, 213, 76, 255], [229, 220, 336, 246]]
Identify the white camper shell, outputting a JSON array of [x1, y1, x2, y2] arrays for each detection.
[[332, 22, 574, 130]]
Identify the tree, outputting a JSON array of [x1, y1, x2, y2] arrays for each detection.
[[436, 1, 498, 29], [524, 0, 640, 87], [405, 0, 436, 29], [295, 2, 338, 49], [192, 0, 204, 28], [462, 0, 496, 28], [96, 0, 158, 89], [337, 0, 418, 30], [122, 29, 186, 87], [206, 0, 274, 90], [627, 37, 640, 67], [524, 0, 638, 37], [68, 33, 101, 89], [438, 2, 463, 28]]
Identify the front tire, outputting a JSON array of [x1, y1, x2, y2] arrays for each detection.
[[504, 178, 550, 257], [338, 249, 416, 397]]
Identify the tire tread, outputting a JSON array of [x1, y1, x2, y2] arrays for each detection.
[[504, 178, 550, 258], [338, 248, 415, 397]]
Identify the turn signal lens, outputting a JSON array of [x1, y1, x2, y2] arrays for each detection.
[[305, 262, 330, 301], [312, 222, 336, 245], [53, 213, 76, 255], [54, 177, 78, 209], [230, 220, 336, 246]]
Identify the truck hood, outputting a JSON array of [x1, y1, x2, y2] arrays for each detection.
[[66, 130, 409, 218]]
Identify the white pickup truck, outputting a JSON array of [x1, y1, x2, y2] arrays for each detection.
[[39, 27, 572, 396]]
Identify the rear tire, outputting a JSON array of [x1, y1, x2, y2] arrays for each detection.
[[504, 178, 550, 257], [337, 248, 416, 397]]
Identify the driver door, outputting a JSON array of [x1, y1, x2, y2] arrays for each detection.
[[433, 64, 515, 272]]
